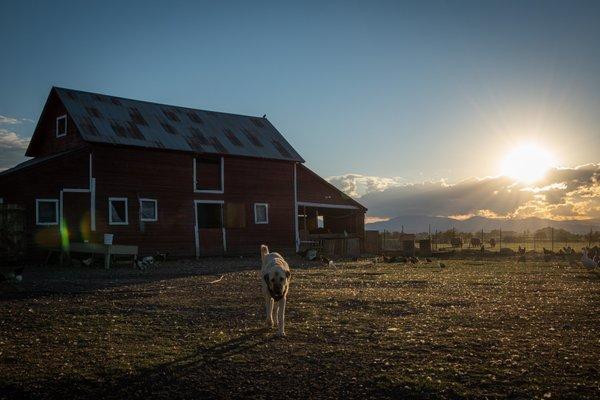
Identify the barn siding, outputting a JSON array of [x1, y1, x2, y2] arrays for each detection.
[[0, 148, 91, 258], [1, 148, 366, 260], [91, 145, 296, 257]]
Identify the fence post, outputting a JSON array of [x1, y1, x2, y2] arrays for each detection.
[[551, 227, 554, 252]]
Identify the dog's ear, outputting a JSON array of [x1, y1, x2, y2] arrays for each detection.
[[263, 273, 269, 284], [285, 270, 291, 279]]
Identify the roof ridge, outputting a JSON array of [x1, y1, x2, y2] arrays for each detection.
[[53, 86, 268, 121]]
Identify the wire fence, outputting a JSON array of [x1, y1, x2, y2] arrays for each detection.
[[380, 228, 600, 253]]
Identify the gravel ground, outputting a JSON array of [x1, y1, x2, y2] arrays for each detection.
[[0, 255, 599, 399]]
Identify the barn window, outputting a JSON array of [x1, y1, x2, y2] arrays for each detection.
[[254, 203, 269, 224], [36, 199, 59, 225], [108, 197, 128, 225], [56, 115, 67, 137], [139, 198, 158, 222], [194, 156, 223, 193], [317, 214, 325, 229], [196, 203, 223, 228]]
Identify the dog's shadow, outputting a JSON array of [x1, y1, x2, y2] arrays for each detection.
[[201, 328, 279, 360], [158, 326, 279, 374]]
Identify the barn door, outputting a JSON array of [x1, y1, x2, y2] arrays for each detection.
[[62, 192, 91, 246], [195, 201, 225, 256]]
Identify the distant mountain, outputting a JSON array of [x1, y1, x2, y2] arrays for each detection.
[[366, 215, 600, 234]]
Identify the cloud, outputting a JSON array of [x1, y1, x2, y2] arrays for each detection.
[[0, 115, 35, 125], [333, 165, 600, 220], [0, 115, 21, 125], [0, 129, 30, 149], [327, 174, 404, 197]]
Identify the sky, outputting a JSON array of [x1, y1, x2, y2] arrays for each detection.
[[1, 1, 599, 220]]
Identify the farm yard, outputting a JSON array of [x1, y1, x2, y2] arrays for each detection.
[[1, 256, 599, 399]]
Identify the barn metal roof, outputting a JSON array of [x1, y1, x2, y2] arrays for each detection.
[[54, 87, 304, 162]]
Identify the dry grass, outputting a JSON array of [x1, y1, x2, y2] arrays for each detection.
[[0, 256, 599, 399]]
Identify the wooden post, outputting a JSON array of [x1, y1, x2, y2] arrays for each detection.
[[551, 227, 554, 252], [499, 228, 502, 250]]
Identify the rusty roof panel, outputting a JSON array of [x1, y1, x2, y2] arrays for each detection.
[[186, 111, 204, 125], [242, 127, 263, 147], [224, 128, 243, 147], [79, 116, 100, 136], [86, 106, 102, 119], [210, 137, 228, 153], [272, 140, 293, 158], [129, 107, 147, 126], [54, 87, 304, 162]]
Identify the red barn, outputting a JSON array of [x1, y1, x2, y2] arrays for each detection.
[[0, 87, 365, 260]]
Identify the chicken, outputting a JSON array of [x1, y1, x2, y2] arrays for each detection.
[[581, 250, 598, 269]]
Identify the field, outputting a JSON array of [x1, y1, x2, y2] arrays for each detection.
[[1, 257, 599, 399]]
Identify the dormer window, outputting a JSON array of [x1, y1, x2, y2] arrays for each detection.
[[56, 115, 67, 137]]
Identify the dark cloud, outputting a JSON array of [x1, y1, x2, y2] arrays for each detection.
[[329, 164, 600, 220]]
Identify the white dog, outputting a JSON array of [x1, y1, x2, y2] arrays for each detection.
[[260, 245, 291, 337]]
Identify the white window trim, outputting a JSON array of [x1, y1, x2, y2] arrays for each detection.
[[56, 115, 67, 138], [35, 199, 59, 226], [139, 198, 158, 222], [193, 156, 224, 194], [254, 203, 269, 224], [108, 197, 128, 225]]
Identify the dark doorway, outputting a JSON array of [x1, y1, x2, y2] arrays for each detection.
[[62, 192, 91, 246], [195, 202, 224, 255]]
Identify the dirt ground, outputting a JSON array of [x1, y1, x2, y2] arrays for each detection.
[[0, 256, 599, 399]]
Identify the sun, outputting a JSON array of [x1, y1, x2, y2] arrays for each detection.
[[501, 143, 555, 183]]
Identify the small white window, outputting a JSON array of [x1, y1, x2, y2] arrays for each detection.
[[254, 203, 269, 224], [139, 198, 158, 222], [317, 215, 325, 229], [108, 197, 128, 225], [56, 115, 67, 137], [36, 199, 59, 225]]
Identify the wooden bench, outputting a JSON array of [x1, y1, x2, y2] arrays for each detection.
[[51, 242, 138, 269]]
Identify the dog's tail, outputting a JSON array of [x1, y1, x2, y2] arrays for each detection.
[[260, 244, 269, 263]]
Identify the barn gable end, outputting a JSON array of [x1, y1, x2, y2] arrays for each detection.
[[25, 88, 87, 157]]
